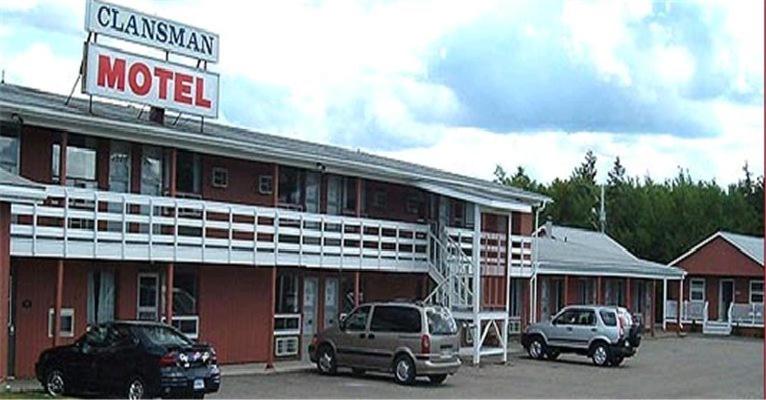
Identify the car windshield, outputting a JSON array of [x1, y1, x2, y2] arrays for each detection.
[[426, 307, 457, 335], [132, 324, 193, 347]]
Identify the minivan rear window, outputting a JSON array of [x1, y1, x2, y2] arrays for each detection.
[[427, 308, 457, 335], [599, 310, 617, 326], [370, 306, 421, 333]]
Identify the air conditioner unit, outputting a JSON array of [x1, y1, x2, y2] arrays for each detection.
[[275, 336, 299, 357]]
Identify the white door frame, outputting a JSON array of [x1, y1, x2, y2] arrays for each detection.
[[137, 272, 160, 321], [719, 279, 734, 321]]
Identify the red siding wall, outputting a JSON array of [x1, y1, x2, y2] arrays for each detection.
[[363, 179, 428, 223], [197, 265, 272, 364], [20, 126, 55, 183], [676, 236, 762, 277], [683, 275, 757, 320], [362, 272, 424, 302], [201, 155, 274, 207]]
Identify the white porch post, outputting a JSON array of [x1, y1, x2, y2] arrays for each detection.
[[502, 212, 512, 363], [678, 279, 684, 332], [662, 279, 668, 330], [472, 203, 481, 366]]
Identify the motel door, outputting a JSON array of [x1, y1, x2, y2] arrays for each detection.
[[720, 280, 734, 322], [302, 277, 318, 361], [137, 273, 160, 321], [323, 278, 339, 330]]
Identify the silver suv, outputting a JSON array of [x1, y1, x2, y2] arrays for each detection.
[[309, 302, 461, 385], [521, 305, 641, 367]]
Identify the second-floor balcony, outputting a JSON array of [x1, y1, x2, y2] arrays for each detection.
[[11, 185, 432, 272]]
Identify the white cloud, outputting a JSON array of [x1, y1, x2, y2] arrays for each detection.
[[0, 43, 80, 95], [378, 99, 763, 185]]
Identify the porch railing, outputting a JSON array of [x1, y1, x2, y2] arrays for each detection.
[[10, 185, 430, 272], [728, 303, 764, 327], [665, 300, 708, 323]]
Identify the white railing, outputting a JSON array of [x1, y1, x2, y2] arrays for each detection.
[[445, 228, 533, 276], [10, 185, 430, 272], [728, 303, 764, 327], [683, 300, 707, 322], [171, 315, 199, 339], [665, 300, 678, 321]]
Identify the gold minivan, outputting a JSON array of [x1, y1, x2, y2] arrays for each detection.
[[309, 301, 461, 385]]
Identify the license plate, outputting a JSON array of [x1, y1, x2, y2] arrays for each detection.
[[440, 350, 452, 358], [193, 379, 205, 390]]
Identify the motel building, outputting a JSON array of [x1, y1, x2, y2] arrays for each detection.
[[0, 82, 695, 380], [667, 231, 764, 336]]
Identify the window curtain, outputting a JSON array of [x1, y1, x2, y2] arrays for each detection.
[[87, 270, 116, 325]]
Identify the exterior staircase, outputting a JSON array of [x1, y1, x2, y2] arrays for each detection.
[[702, 320, 732, 335]]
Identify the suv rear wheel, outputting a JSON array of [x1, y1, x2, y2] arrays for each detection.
[[590, 342, 610, 367], [393, 355, 416, 385]]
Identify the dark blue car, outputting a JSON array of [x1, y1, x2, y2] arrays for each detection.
[[36, 321, 220, 399]]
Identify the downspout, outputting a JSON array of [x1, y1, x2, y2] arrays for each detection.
[[530, 199, 549, 324]]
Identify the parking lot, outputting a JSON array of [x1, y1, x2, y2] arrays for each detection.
[[211, 335, 763, 399]]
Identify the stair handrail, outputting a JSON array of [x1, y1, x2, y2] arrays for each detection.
[[424, 228, 476, 306]]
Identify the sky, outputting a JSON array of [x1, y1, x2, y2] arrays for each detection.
[[0, 0, 763, 185]]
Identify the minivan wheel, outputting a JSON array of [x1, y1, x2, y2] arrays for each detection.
[[393, 355, 416, 385], [317, 345, 337, 375], [428, 374, 448, 385], [591, 343, 610, 367], [44, 369, 66, 397], [126, 376, 145, 400], [528, 337, 546, 360]]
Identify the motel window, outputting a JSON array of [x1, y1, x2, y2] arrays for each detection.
[[327, 175, 358, 215], [449, 199, 475, 229], [173, 270, 198, 316], [405, 192, 426, 217], [277, 167, 321, 212], [0, 121, 20, 173], [52, 136, 98, 188], [258, 175, 273, 194], [690, 279, 706, 301], [211, 167, 228, 188], [176, 150, 201, 195], [579, 279, 595, 305], [87, 269, 115, 325], [140, 145, 167, 196], [750, 281, 764, 304], [275, 273, 299, 314], [48, 308, 75, 338], [108, 141, 131, 193]]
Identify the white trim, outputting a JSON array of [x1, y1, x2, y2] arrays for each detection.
[[690, 278, 706, 301], [749, 280, 764, 304], [48, 307, 74, 338], [137, 272, 160, 321], [535, 268, 684, 281], [211, 167, 229, 188]]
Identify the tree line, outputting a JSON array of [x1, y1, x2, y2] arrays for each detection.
[[494, 151, 764, 264]]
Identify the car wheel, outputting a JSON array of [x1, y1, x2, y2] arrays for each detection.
[[610, 355, 625, 367], [591, 343, 610, 367], [317, 345, 337, 375], [126, 376, 146, 400], [393, 355, 416, 385], [546, 348, 560, 361], [428, 374, 448, 385], [528, 337, 546, 360], [44, 369, 66, 397]]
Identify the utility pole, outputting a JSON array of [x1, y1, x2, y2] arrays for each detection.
[[599, 184, 606, 233]]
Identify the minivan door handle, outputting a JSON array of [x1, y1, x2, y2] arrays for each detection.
[[359, 333, 366, 339], [367, 333, 376, 339], [591, 328, 597, 332], [566, 327, 573, 332]]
